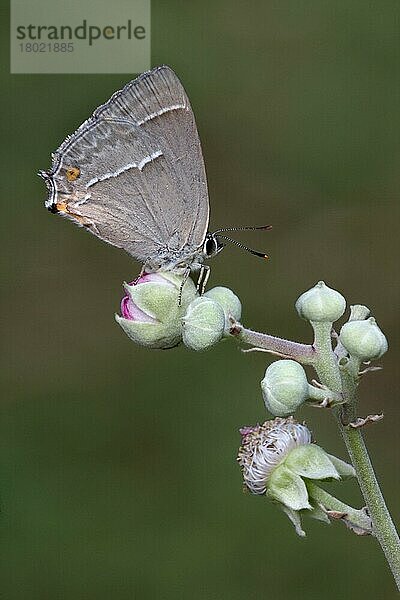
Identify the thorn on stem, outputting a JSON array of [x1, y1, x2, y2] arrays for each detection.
[[241, 347, 292, 359], [310, 397, 333, 409], [358, 366, 383, 376], [311, 379, 328, 390], [348, 414, 384, 429], [324, 507, 373, 536], [229, 318, 242, 336]]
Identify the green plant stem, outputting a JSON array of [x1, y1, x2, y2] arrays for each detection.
[[306, 480, 372, 534], [338, 361, 400, 588], [339, 415, 400, 589], [313, 323, 400, 589], [311, 321, 342, 392], [230, 322, 316, 364]]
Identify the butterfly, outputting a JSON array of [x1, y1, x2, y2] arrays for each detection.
[[40, 65, 269, 291]]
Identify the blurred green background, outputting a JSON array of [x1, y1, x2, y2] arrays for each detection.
[[2, 1, 400, 598]]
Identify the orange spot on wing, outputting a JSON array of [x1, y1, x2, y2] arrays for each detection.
[[55, 200, 86, 225], [66, 166, 80, 182], [56, 201, 68, 212]]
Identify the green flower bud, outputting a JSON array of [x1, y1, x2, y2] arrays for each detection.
[[115, 272, 197, 349], [349, 305, 370, 321], [261, 360, 309, 416], [339, 317, 388, 360], [182, 297, 225, 351], [204, 286, 242, 332], [295, 281, 346, 323]]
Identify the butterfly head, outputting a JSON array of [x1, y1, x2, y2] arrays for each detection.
[[203, 232, 225, 260]]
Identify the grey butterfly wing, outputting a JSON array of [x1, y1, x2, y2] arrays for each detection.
[[40, 65, 210, 263], [42, 119, 167, 261]]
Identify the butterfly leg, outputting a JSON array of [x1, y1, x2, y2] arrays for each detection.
[[178, 267, 192, 306], [196, 264, 210, 295], [132, 261, 150, 285]]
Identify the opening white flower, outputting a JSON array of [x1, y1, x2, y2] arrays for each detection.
[[238, 418, 312, 495]]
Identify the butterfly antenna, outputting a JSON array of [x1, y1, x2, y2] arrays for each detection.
[[216, 235, 269, 259], [213, 224, 272, 234]]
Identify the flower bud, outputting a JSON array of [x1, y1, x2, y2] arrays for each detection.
[[115, 272, 197, 349], [295, 281, 346, 323], [182, 297, 225, 351], [261, 360, 309, 416], [339, 317, 388, 360], [204, 286, 242, 332]]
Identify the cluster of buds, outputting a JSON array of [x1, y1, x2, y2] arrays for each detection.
[[236, 280, 387, 535], [295, 280, 387, 363], [115, 272, 241, 351], [259, 281, 388, 418], [115, 273, 387, 539]]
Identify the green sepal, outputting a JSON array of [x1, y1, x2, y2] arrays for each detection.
[[284, 444, 340, 481], [125, 275, 197, 323], [115, 314, 181, 349], [281, 506, 306, 537], [308, 499, 331, 525], [325, 454, 356, 479], [267, 464, 311, 511]]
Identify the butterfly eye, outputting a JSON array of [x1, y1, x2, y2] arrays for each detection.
[[66, 166, 80, 182], [204, 235, 219, 257]]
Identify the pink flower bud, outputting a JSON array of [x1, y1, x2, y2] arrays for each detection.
[[120, 273, 172, 323], [115, 271, 198, 349]]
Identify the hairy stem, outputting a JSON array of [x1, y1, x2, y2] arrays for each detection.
[[306, 480, 373, 534], [337, 356, 400, 588], [310, 322, 400, 586], [230, 322, 316, 364], [339, 418, 400, 588], [311, 321, 342, 392]]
